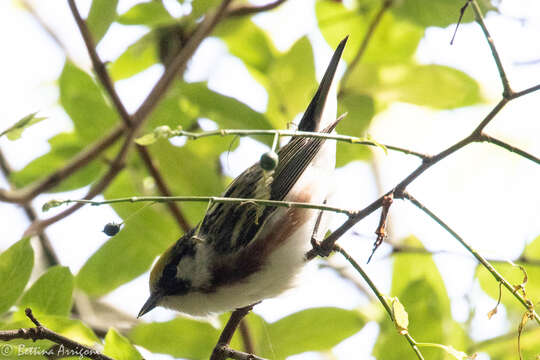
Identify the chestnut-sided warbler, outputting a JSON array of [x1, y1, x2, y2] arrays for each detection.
[[138, 37, 348, 317]]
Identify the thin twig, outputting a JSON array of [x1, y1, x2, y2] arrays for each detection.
[[43, 196, 355, 217], [334, 245, 425, 360], [226, 0, 287, 17], [20, 0, 68, 55], [0, 308, 113, 360], [477, 133, 540, 164], [400, 191, 540, 325], [388, 245, 540, 267], [0, 149, 59, 266], [66, 0, 131, 125], [318, 262, 377, 301], [511, 83, 540, 98], [167, 127, 430, 159], [470, 0, 513, 98], [136, 147, 191, 231]]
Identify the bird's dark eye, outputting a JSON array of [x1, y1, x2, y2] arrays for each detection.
[[163, 263, 177, 279]]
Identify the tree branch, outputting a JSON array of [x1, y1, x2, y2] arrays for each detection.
[[130, 0, 234, 125], [157, 126, 430, 160], [210, 305, 263, 360], [25, 0, 235, 234], [66, 0, 191, 232], [387, 245, 540, 267], [0, 125, 124, 204], [399, 191, 540, 325], [469, 0, 512, 98], [0, 308, 113, 360], [43, 196, 355, 217], [226, 0, 287, 17], [24, 128, 135, 236]]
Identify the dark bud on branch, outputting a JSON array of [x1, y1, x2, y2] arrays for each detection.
[[102, 222, 122, 236]]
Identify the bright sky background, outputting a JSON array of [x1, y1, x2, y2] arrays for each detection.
[[1, 0, 540, 359]]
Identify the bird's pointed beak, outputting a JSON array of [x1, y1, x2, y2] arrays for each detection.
[[138, 291, 162, 318]]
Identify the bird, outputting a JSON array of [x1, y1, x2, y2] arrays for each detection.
[[138, 36, 348, 318]]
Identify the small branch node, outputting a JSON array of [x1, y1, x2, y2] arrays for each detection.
[[25, 308, 42, 327]]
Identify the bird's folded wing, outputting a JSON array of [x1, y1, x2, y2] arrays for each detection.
[[200, 120, 339, 253]]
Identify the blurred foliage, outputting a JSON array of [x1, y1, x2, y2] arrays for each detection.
[[1, 0, 538, 360], [0, 238, 33, 314], [374, 236, 471, 360], [0, 112, 47, 141], [477, 235, 540, 313]]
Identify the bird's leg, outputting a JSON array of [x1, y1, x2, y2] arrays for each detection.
[[310, 199, 332, 257]]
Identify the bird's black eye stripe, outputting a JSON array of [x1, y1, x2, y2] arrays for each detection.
[[159, 263, 191, 295], [163, 263, 177, 279]]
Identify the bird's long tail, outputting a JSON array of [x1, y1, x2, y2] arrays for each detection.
[[297, 36, 348, 132]]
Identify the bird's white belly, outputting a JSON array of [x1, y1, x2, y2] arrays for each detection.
[[161, 141, 335, 317]]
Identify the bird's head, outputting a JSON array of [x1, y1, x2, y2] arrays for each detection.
[[138, 232, 197, 318]]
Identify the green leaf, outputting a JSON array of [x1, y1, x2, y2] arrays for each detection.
[[1, 112, 46, 140], [476, 261, 540, 313], [10, 132, 104, 191], [316, 2, 423, 65], [265, 36, 316, 128], [375, 280, 447, 359], [261, 307, 365, 359], [0, 238, 34, 314], [104, 328, 142, 360], [374, 236, 466, 360], [59, 62, 118, 143], [389, 297, 409, 333], [524, 234, 540, 258], [109, 31, 160, 81], [76, 171, 178, 296], [336, 93, 375, 166], [476, 326, 540, 360], [19, 266, 74, 317], [391, 236, 450, 310], [392, 0, 497, 28], [191, 0, 220, 19], [348, 63, 484, 109], [216, 17, 277, 73], [134, 132, 158, 146], [117, 1, 176, 27], [129, 317, 219, 359], [86, 0, 119, 43], [180, 82, 273, 133]]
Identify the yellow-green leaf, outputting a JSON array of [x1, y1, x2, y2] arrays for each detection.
[[0, 238, 34, 314]]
